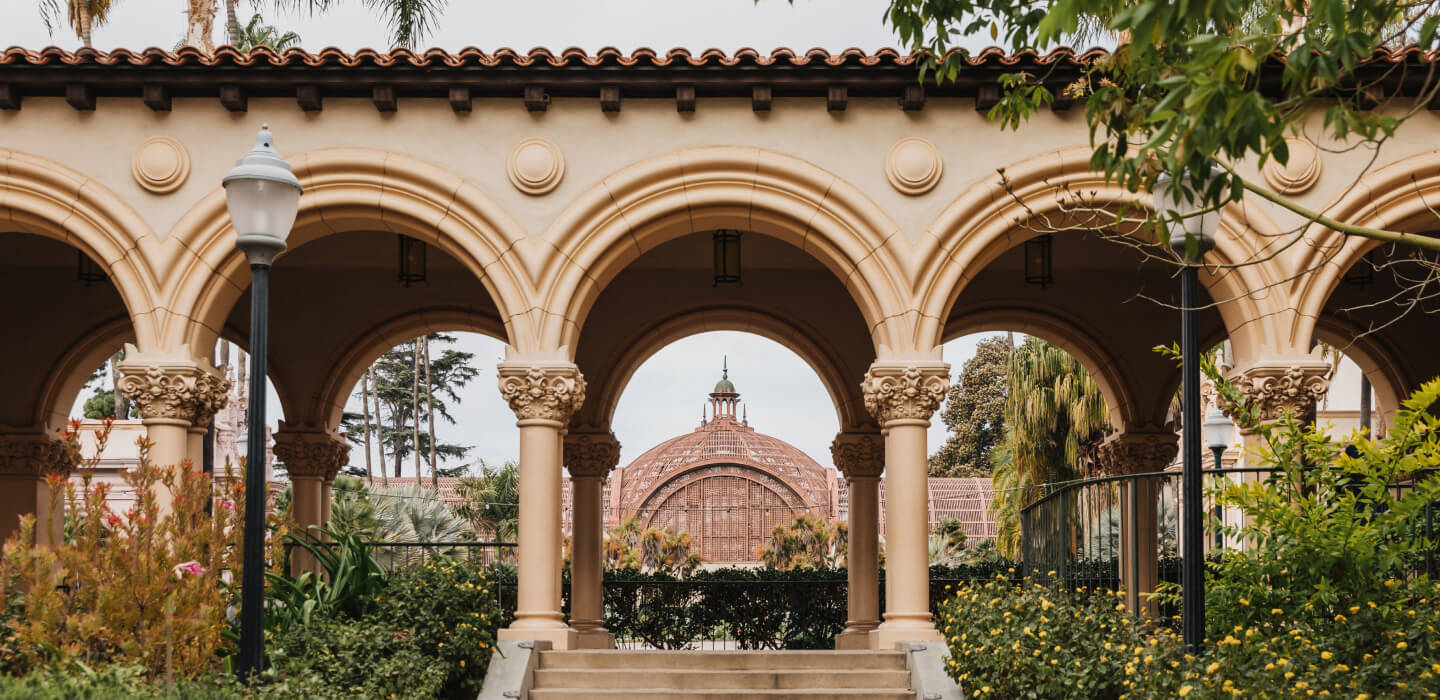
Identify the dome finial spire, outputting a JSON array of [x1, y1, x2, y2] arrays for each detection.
[[723, 355, 728, 380]]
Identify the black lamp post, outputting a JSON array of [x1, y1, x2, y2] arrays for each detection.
[[1203, 406, 1235, 550], [1154, 169, 1219, 652], [223, 124, 302, 679]]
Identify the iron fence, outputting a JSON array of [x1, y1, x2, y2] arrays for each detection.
[[1019, 467, 1439, 599], [284, 540, 516, 577]]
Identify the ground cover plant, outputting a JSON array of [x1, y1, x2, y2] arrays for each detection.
[[939, 377, 1440, 698]]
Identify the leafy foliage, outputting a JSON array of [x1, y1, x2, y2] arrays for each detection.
[[233, 13, 300, 50], [884, 0, 1440, 255], [758, 513, 848, 570], [453, 460, 519, 543], [938, 577, 1161, 699], [369, 484, 473, 545], [603, 517, 702, 576], [325, 475, 378, 539], [990, 337, 1110, 557], [931, 335, 1013, 476]]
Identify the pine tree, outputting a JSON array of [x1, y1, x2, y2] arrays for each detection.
[[930, 336, 1012, 476], [341, 333, 478, 478]]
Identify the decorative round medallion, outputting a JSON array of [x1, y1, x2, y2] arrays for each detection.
[[884, 137, 943, 196], [1262, 137, 1321, 194], [130, 136, 191, 194], [506, 137, 565, 195]]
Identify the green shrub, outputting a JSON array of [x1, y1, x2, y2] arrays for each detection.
[[938, 576, 1175, 699], [269, 616, 448, 699], [377, 557, 499, 695]]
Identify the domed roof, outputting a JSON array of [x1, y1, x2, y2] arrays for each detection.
[[617, 375, 831, 519]]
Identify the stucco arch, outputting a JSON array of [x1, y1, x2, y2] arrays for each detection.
[[914, 146, 1281, 366], [538, 146, 913, 358], [942, 303, 1139, 433], [581, 304, 866, 431], [162, 148, 535, 359], [0, 148, 163, 350], [1313, 316, 1409, 432], [1290, 149, 1440, 352], [33, 316, 134, 433], [307, 307, 508, 430]]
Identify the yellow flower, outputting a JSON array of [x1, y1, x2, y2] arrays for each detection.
[[1207, 662, 1221, 674], [1178, 685, 1193, 696], [1320, 651, 1332, 660], [1397, 642, 1408, 650]]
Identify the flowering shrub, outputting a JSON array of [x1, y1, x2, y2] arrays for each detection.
[[0, 421, 275, 679], [377, 557, 499, 695], [938, 576, 1177, 698]]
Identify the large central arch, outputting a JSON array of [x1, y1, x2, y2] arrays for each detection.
[[536, 146, 914, 356]]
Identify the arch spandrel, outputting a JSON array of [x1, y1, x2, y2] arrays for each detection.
[[0, 148, 166, 350], [914, 146, 1284, 369], [160, 148, 538, 359], [536, 146, 915, 357], [33, 316, 134, 433]]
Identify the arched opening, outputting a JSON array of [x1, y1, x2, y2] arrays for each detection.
[[606, 332, 840, 565]]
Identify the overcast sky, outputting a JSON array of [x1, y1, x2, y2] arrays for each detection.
[[34, 0, 1007, 475], [3, 1, 908, 53]]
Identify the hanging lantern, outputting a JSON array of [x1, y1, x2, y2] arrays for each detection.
[[1024, 234, 1053, 289], [76, 251, 106, 287], [397, 234, 427, 287], [713, 229, 742, 287], [1343, 250, 1376, 287]]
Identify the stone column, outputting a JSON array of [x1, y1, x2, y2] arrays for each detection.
[[863, 362, 949, 648], [272, 427, 349, 572], [831, 430, 884, 649], [1218, 361, 1330, 542], [1096, 431, 1178, 616], [0, 432, 75, 546], [564, 429, 621, 649], [117, 347, 229, 514], [496, 362, 585, 650]]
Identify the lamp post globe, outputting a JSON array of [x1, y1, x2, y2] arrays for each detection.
[[225, 124, 301, 680], [1154, 166, 1220, 652], [1204, 406, 1235, 461], [224, 124, 302, 266]]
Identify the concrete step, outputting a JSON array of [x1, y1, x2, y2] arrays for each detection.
[[532, 668, 911, 690], [537, 650, 908, 671], [528, 691, 915, 700]]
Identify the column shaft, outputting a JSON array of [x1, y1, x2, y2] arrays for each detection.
[[873, 419, 941, 646], [498, 418, 574, 648], [839, 475, 880, 648], [570, 475, 611, 647]]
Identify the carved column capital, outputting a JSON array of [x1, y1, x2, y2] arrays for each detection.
[[564, 430, 621, 478], [831, 431, 884, 479], [1219, 362, 1331, 425], [0, 432, 75, 478], [117, 351, 230, 426], [497, 363, 586, 423], [861, 362, 950, 426], [272, 427, 349, 480], [1094, 431, 1178, 476]]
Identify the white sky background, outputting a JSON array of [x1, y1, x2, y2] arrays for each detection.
[[3, 1, 907, 52]]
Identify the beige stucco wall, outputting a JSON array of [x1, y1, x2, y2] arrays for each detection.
[[5, 88, 1440, 433]]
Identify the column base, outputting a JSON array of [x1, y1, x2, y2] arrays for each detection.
[[498, 625, 578, 650], [834, 626, 878, 650], [574, 627, 616, 649], [869, 621, 943, 649]]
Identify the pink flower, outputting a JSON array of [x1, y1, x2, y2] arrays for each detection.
[[104, 513, 123, 528], [220, 500, 235, 511], [174, 561, 206, 579]]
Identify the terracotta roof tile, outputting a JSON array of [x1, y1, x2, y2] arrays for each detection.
[[0, 45, 1121, 69]]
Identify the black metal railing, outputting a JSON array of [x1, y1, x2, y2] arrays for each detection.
[[284, 540, 516, 577], [1019, 467, 1439, 598]]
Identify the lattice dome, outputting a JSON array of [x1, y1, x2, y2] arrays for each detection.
[[615, 370, 832, 562]]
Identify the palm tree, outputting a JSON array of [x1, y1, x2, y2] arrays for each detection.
[[233, 12, 301, 50], [272, 0, 447, 48], [453, 461, 519, 542], [989, 338, 1110, 559], [39, 0, 119, 48]]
